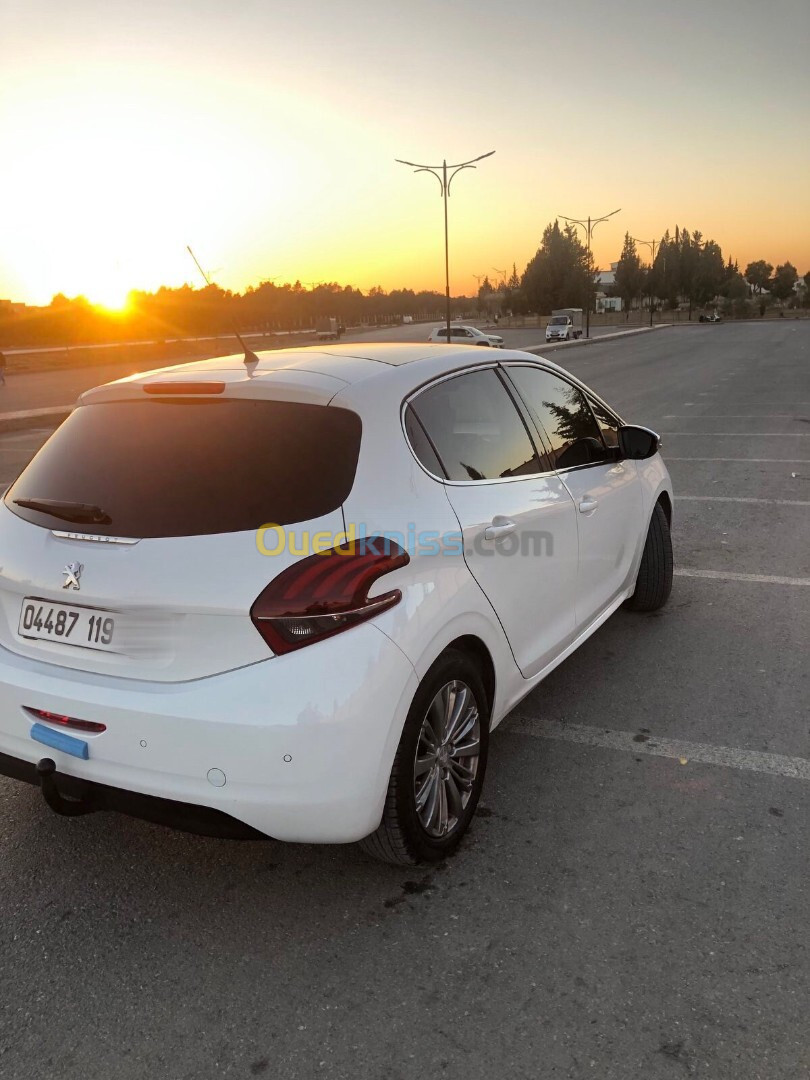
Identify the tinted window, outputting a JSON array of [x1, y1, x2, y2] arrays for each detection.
[[404, 406, 446, 477], [588, 396, 620, 450], [411, 369, 542, 481], [506, 367, 611, 470], [6, 399, 361, 538]]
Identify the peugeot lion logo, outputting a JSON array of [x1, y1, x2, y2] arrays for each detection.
[[62, 562, 83, 591]]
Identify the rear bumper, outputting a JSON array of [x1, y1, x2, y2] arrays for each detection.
[[0, 751, 265, 839], [0, 623, 418, 843]]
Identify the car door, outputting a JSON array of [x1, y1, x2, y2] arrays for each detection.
[[503, 364, 644, 632], [408, 366, 579, 678]]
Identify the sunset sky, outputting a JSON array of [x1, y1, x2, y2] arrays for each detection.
[[1, 0, 808, 307]]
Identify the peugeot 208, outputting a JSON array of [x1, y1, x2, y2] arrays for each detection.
[[0, 344, 673, 864]]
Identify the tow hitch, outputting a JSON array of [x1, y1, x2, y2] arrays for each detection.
[[36, 758, 97, 817]]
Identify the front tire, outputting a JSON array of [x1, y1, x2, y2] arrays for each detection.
[[359, 650, 490, 866], [624, 502, 673, 612]]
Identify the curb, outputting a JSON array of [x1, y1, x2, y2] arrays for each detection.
[[0, 406, 73, 433], [523, 323, 672, 355]]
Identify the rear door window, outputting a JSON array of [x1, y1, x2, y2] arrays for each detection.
[[404, 406, 446, 478], [5, 399, 362, 538], [410, 368, 544, 481]]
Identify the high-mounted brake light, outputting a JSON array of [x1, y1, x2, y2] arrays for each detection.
[[250, 536, 410, 654], [143, 382, 226, 395]]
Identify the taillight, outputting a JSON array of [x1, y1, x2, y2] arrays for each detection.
[[250, 536, 409, 654]]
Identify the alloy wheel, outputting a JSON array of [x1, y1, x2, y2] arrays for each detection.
[[413, 680, 481, 838]]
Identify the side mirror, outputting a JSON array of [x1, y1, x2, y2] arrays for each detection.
[[618, 425, 660, 460]]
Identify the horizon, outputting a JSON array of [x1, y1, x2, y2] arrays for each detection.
[[1, 0, 808, 309]]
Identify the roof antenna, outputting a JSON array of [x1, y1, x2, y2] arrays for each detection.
[[186, 245, 260, 367]]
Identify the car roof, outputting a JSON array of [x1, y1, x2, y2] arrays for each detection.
[[78, 342, 584, 410]]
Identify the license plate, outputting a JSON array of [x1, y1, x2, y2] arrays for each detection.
[[18, 598, 119, 653]]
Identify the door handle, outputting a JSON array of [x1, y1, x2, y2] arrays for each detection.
[[484, 518, 517, 540], [578, 496, 598, 514]]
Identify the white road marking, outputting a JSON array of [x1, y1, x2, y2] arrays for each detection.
[[504, 718, 810, 781], [663, 414, 798, 419], [660, 427, 810, 432], [675, 495, 810, 506], [665, 457, 810, 463], [674, 568, 810, 586]]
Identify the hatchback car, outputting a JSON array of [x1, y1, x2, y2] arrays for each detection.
[[428, 325, 504, 347], [0, 343, 672, 864]]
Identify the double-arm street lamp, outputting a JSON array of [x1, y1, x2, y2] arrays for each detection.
[[560, 208, 621, 338], [630, 237, 660, 326], [396, 150, 495, 339]]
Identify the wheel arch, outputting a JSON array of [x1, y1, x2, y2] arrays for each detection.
[[442, 634, 496, 720], [657, 489, 672, 526]]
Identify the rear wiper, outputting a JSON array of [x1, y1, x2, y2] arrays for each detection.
[[13, 498, 112, 525]]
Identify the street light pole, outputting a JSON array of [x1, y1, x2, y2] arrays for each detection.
[[560, 208, 621, 339], [396, 151, 495, 340], [630, 237, 659, 327]]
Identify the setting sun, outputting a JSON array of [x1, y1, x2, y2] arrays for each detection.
[[89, 285, 132, 313]]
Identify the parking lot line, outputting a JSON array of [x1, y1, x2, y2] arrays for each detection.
[[674, 568, 810, 586], [663, 414, 798, 418], [665, 457, 810, 463], [504, 718, 810, 781], [660, 427, 810, 432], [675, 495, 810, 506]]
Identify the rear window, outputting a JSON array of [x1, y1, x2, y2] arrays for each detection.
[[5, 399, 362, 539]]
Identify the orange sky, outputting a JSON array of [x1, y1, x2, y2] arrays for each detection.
[[1, 0, 808, 307]]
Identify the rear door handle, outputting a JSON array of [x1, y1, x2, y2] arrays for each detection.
[[484, 518, 517, 540], [579, 496, 598, 514]]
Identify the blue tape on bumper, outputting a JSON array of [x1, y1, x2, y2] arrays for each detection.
[[29, 723, 89, 760]]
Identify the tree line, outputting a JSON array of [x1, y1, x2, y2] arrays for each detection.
[[0, 281, 466, 348], [1, 226, 807, 348], [507, 222, 808, 319]]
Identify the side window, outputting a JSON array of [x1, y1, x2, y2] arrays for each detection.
[[404, 406, 446, 477], [588, 396, 620, 451], [506, 366, 611, 470], [411, 369, 543, 482]]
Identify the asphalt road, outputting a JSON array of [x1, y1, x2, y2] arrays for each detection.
[[0, 322, 808, 1080]]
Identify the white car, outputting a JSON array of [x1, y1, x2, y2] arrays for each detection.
[[428, 324, 504, 347], [0, 343, 673, 864]]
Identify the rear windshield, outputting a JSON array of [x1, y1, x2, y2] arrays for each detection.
[[5, 399, 362, 538]]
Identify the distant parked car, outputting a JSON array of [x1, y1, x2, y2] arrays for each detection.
[[428, 325, 503, 347], [699, 312, 722, 323]]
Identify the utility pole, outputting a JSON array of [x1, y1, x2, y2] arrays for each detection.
[[396, 151, 495, 341], [560, 209, 621, 338], [631, 237, 659, 327]]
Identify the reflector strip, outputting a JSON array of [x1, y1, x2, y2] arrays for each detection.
[[30, 723, 89, 760]]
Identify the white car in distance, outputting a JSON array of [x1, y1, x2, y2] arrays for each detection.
[[0, 342, 673, 865], [428, 324, 504, 347]]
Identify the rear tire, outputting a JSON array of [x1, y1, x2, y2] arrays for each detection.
[[624, 502, 673, 612], [359, 649, 490, 866]]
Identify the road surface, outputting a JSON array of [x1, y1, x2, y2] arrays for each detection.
[[0, 321, 808, 1080]]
